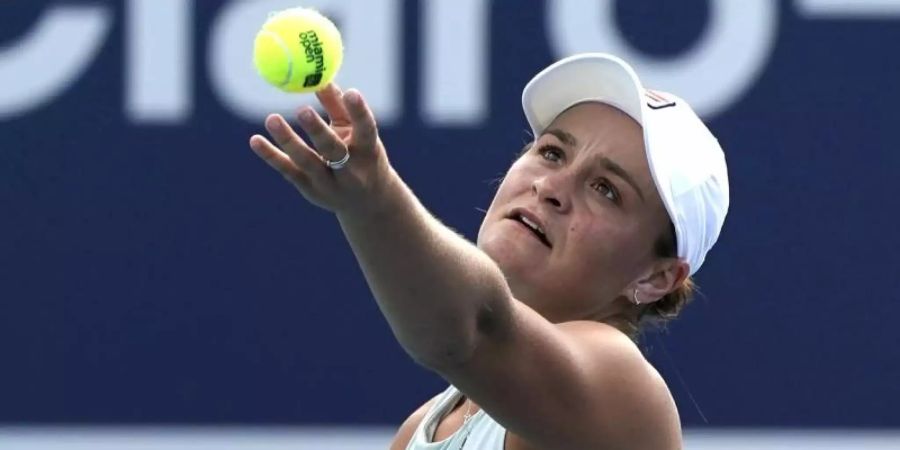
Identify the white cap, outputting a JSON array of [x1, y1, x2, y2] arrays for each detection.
[[522, 53, 729, 276]]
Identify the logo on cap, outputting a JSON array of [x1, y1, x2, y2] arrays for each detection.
[[645, 89, 677, 110]]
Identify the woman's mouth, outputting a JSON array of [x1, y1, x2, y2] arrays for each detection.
[[509, 213, 552, 248]]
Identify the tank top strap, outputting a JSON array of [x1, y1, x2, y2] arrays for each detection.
[[407, 385, 507, 450], [407, 385, 464, 449], [421, 385, 463, 442]]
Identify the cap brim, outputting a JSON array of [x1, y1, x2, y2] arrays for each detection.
[[522, 53, 647, 136]]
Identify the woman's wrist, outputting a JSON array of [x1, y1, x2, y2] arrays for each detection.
[[334, 165, 408, 223]]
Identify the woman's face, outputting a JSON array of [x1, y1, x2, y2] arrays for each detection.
[[477, 102, 673, 321]]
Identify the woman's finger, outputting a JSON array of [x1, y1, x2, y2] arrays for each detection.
[[249, 134, 308, 186], [296, 107, 349, 169], [343, 89, 379, 155], [264, 114, 329, 177], [315, 83, 351, 127]]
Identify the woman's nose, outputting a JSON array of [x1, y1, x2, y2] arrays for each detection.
[[532, 174, 571, 212]]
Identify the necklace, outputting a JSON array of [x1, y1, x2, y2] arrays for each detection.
[[457, 398, 475, 450]]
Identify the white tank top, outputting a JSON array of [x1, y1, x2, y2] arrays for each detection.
[[406, 385, 507, 450]]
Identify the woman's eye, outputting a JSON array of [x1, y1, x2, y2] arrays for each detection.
[[538, 145, 563, 162], [592, 180, 619, 202]]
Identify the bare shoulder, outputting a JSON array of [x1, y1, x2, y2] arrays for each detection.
[[554, 320, 683, 449], [470, 316, 681, 450], [434, 299, 682, 450], [389, 396, 438, 450]]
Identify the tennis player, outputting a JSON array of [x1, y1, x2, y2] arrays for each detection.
[[248, 53, 729, 450]]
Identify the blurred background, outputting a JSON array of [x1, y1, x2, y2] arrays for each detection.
[[2, 0, 899, 448]]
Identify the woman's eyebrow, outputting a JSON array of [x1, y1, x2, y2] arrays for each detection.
[[599, 156, 646, 203], [541, 128, 578, 147]]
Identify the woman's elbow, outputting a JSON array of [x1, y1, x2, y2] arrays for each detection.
[[411, 293, 513, 371]]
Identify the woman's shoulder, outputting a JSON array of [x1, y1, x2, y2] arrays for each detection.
[[389, 389, 453, 450], [562, 319, 675, 397], [556, 319, 645, 365], [556, 320, 682, 446]]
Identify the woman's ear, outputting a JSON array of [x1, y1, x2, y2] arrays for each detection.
[[634, 259, 690, 304]]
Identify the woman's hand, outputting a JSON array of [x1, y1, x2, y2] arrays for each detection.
[[249, 84, 395, 215]]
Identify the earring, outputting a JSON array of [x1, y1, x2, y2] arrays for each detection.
[[632, 287, 642, 306]]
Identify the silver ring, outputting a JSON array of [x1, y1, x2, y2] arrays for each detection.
[[324, 149, 350, 170]]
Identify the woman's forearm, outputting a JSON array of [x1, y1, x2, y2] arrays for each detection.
[[336, 170, 512, 369]]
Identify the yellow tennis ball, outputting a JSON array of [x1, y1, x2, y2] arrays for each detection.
[[253, 7, 343, 93]]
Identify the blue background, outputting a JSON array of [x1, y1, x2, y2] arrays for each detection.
[[2, 0, 898, 429]]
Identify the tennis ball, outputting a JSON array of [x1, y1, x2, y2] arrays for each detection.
[[253, 7, 343, 93]]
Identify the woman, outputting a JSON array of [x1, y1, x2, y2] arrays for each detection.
[[248, 53, 729, 450]]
